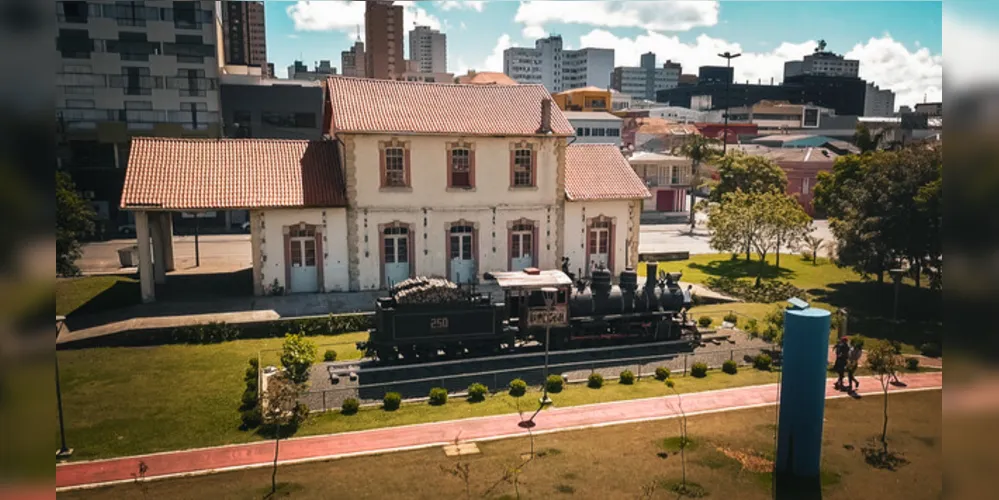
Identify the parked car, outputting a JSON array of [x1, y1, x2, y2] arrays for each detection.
[[117, 224, 136, 236]]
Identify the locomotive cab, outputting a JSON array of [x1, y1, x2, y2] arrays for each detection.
[[484, 268, 573, 337]]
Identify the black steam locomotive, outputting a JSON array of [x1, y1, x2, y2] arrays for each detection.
[[359, 261, 697, 362]]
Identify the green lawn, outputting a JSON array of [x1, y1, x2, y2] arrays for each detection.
[[62, 390, 942, 500], [639, 253, 942, 354], [56, 275, 139, 317]]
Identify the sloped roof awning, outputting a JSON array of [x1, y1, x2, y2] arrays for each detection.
[[566, 144, 652, 201]]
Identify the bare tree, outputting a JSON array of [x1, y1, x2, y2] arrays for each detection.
[[863, 340, 907, 469], [482, 398, 540, 499], [439, 432, 473, 500], [666, 379, 691, 494]]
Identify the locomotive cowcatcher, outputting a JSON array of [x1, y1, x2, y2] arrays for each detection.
[[359, 261, 698, 362]]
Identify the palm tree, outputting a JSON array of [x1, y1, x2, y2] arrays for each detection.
[[677, 135, 721, 230], [801, 234, 828, 265], [854, 123, 888, 153]]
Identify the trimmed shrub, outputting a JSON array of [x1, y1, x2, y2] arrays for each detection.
[[723, 313, 738, 325], [509, 378, 528, 397], [241, 389, 258, 409], [323, 349, 338, 362], [172, 321, 240, 344], [722, 359, 738, 375], [467, 383, 488, 402], [587, 373, 604, 389], [248, 357, 259, 368], [800, 250, 812, 262], [619, 370, 635, 385], [753, 353, 773, 371], [690, 362, 708, 378], [383, 392, 402, 411], [698, 316, 713, 328], [745, 318, 760, 337], [428, 387, 448, 406], [654, 366, 671, 381], [905, 357, 920, 371], [920, 342, 941, 358], [341, 398, 360, 415], [240, 407, 262, 429], [545, 374, 564, 394]]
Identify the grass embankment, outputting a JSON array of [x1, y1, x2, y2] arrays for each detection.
[[639, 253, 942, 354], [56, 275, 139, 317], [62, 390, 942, 500]]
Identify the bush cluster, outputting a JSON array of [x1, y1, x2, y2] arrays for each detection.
[[697, 316, 713, 328], [690, 362, 708, 378], [705, 277, 805, 303], [341, 397, 360, 415], [173, 322, 240, 344], [509, 378, 528, 397], [745, 318, 760, 337], [619, 370, 635, 385], [323, 349, 338, 362], [587, 373, 604, 389], [383, 392, 402, 411], [753, 353, 773, 371], [429, 387, 448, 406], [545, 374, 564, 394], [467, 383, 488, 402], [654, 366, 671, 381], [722, 359, 738, 374], [905, 357, 920, 371], [723, 313, 738, 326], [239, 357, 261, 430]]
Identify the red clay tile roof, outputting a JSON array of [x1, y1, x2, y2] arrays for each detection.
[[326, 76, 575, 136], [565, 144, 651, 201], [121, 138, 346, 210]]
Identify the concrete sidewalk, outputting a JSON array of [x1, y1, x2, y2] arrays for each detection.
[[56, 371, 941, 491]]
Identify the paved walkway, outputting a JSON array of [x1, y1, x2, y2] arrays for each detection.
[[56, 371, 941, 491]]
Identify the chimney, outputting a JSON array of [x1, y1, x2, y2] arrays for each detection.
[[538, 98, 552, 134]]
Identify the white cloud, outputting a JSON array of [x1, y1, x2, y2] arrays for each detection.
[[483, 34, 513, 72], [522, 24, 547, 40], [286, 1, 364, 32], [846, 37, 942, 108], [286, 1, 441, 33], [578, 29, 941, 108], [439, 1, 485, 12], [942, 12, 999, 91], [516, 1, 719, 40]]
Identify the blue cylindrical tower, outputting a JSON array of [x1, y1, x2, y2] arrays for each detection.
[[776, 299, 831, 478]]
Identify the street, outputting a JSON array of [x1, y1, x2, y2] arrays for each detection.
[[78, 220, 834, 274]]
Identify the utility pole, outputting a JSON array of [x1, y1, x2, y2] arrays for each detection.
[[717, 51, 741, 155], [56, 316, 73, 459]]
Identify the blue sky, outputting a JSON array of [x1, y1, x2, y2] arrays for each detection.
[[262, 1, 951, 107]]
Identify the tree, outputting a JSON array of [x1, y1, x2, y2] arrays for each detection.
[[677, 134, 721, 229], [280, 334, 317, 386], [56, 171, 95, 277], [708, 151, 788, 203], [853, 123, 888, 153], [801, 234, 827, 265], [764, 193, 812, 269], [262, 373, 304, 497], [864, 340, 906, 468], [665, 379, 695, 496], [707, 190, 761, 262]]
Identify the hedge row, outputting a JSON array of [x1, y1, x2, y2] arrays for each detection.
[[59, 313, 374, 350]]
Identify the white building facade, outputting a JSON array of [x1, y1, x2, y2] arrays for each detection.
[[408, 25, 446, 74], [784, 51, 860, 79], [611, 53, 681, 100], [864, 83, 896, 116], [504, 35, 614, 92], [563, 111, 623, 146]]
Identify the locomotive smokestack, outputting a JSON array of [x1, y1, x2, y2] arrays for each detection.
[[538, 98, 552, 134], [644, 262, 658, 288]]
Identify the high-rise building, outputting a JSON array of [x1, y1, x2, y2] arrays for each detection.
[[341, 39, 366, 77], [55, 0, 222, 235], [610, 52, 681, 100], [221, 0, 266, 70], [503, 35, 613, 92], [864, 83, 896, 116], [288, 60, 337, 81], [409, 25, 446, 74], [364, 0, 404, 80], [784, 44, 859, 79], [657, 74, 868, 117]]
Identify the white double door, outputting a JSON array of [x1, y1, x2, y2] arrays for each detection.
[[449, 226, 475, 284], [588, 225, 610, 272], [289, 236, 319, 293], [384, 229, 410, 286], [511, 229, 534, 270]]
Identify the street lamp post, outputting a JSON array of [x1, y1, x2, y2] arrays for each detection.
[[889, 268, 904, 323], [539, 287, 558, 406], [56, 316, 73, 459], [717, 51, 742, 155]]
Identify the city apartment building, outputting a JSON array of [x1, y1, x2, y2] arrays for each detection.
[[784, 46, 860, 79], [504, 35, 614, 92], [55, 0, 222, 235], [288, 60, 336, 81], [563, 111, 622, 146], [220, 0, 265, 70], [553, 86, 611, 112], [864, 83, 896, 116], [365, 0, 404, 80], [409, 25, 446, 74], [397, 59, 453, 83], [341, 39, 366, 77], [610, 52, 681, 101]]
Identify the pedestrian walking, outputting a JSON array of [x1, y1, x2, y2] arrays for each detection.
[[681, 285, 694, 323], [833, 337, 850, 390], [847, 338, 863, 391]]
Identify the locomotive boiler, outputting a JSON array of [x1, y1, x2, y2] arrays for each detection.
[[359, 262, 697, 363]]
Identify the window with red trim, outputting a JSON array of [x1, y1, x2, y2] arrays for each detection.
[[512, 149, 533, 187], [450, 148, 471, 187], [384, 147, 406, 187]]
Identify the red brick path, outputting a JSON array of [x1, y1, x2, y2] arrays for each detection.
[[57, 372, 942, 491]]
